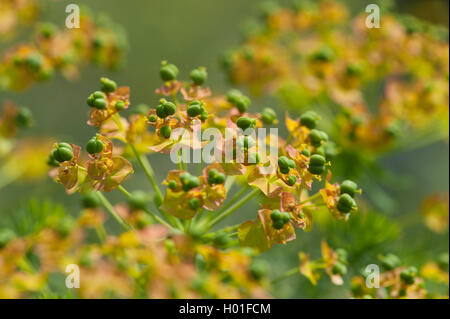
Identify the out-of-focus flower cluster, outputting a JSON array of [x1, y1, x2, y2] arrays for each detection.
[[0, 0, 39, 38], [0, 8, 127, 90], [0, 101, 53, 188], [298, 241, 349, 286], [222, 0, 449, 155], [421, 193, 449, 234], [351, 252, 448, 299], [0, 204, 270, 298]]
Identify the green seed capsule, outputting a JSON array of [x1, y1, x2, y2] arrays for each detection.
[[236, 117, 254, 130], [128, 191, 149, 210], [163, 101, 176, 116], [160, 125, 172, 138], [87, 95, 96, 107], [115, 100, 125, 111], [160, 63, 179, 81], [301, 149, 311, 157], [381, 254, 401, 270], [148, 115, 157, 122], [208, 169, 219, 178], [286, 175, 297, 186], [247, 152, 260, 164], [190, 68, 208, 85], [200, 111, 209, 121], [156, 104, 167, 118], [15, 107, 33, 127], [81, 192, 101, 209], [261, 107, 277, 125], [93, 98, 108, 109], [278, 156, 290, 169], [312, 46, 335, 62], [273, 219, 286, 230], [340, 180, 358, 198], [300, 111, 319, 129], [100, 77, 117, 93], [86, 138, 104, 155], [26, 53, 43, 71], [180, 173, 191, 185], [313, 146, 326, 157], [213, 173, 225, 184], [58, 142, 72, 150], [236, 96, 251, 113], [337, 194, 356, 213], [400, 267, 417, 285], [213, 231, 231, 247], [249, 260, 269, 280], [287, 159, 296, 169], [309, 129, 328, 147], [187, 104, 202, 117], [309, 154, 326, 167], [281, 212, 290, 223], [331, 262, 347, 275], [168, 180, 178, 190], [189, 198, 201, 210], [47, 153, 59, 167], [226, 89, 243, 104], [308, 165, 325, 175], [437, 253, 449, 270], [39, 23, 57, 38], [53, 147, 73, 162], [93, 91, 104, 99], [187, 176, 200, 189], [346, 63, 364, 77]]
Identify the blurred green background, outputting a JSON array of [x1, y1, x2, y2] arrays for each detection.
[[1, 0, 448, 298]]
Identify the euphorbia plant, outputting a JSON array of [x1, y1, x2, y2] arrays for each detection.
[[48, 62, 361, 256]]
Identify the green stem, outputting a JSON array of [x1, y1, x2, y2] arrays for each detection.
[[216, 185, 250, 216], [95, 225, 107, 242], [206, 188, 259, 230], [129, 144, 181, 227], [298, 192, 323, 206], [130, 144, 163, 200], [117, 186, 180, 233], [97, 192, 131, 230], [271, 267, 299, 284]]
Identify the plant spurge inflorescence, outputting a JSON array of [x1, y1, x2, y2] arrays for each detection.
[[47, 65, 360, 255], [222, 0, 449, 192], [0, 7, 127, 91], [0, 0, 448, 301]]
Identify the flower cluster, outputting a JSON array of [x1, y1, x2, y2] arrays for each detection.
[[222, 0, 449, 155], [0, 9, 127, 90], [0, 202, 269, 298], [351, 254, 431, 299], [48, 65, 361, 258], [0, 0, 39, 37], [297, 241, 349, 286], [0, 101, 52, 189]]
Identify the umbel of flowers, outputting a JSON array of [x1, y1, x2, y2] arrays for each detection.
[[0, 8, 127, 91], [222, 0, 449, 158], [48, 62, 361, 254]]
